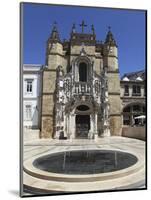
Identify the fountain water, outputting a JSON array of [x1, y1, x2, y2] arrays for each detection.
[[33, 150, 138, 174]]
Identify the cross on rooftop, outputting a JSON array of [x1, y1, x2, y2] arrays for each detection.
[[79, 20, 87, 33]]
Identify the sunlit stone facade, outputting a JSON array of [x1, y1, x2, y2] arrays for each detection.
[[41, 22, 122, 139]]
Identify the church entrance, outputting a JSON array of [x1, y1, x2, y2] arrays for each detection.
[[76, 115, 90, 138]]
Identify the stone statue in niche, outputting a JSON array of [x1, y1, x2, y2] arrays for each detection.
[[57, 65, 64, 77]]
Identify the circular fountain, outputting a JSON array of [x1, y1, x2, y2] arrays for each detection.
[[33, 150, 138, 175], [23, 137, 145, 193]]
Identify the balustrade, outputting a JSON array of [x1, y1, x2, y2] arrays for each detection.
[[73, 82, 92, 95]]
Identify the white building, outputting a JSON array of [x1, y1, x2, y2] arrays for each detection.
[[23, 64, 43, 132], [120, 70, 146, 126]]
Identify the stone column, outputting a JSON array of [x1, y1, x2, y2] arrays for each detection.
[[63, 114, 67, 137], [54, 103, 60, 139], [103, 103, 110, 137], [129, 85, 133, 97], [130, 106, 133, 126], [141, 87, 144, 97], [68, 113, 75, 141], [92, 114, 96, 139], [72, 114, 76, 139], [69, 113, 75, 139], [94, 112, 98, 141], [95, 113, 98, 133], [89, 114, 94, 139], [66, 114, 69, 138]]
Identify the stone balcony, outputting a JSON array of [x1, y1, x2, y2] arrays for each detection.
[[73, 82, 92, 95]]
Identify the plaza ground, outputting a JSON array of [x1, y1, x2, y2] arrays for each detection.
[[23, 136, 146, 195]]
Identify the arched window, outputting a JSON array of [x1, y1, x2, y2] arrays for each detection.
[[123, 104, 145, 126], [79, 62, 87, 82]]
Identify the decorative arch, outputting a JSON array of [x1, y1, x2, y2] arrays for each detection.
[[74, 55, 92, 66], [122, 101, 145, 111], [122, 102, 145, 126], [72, 56, 93, 82], [75, 103, 92, 115]]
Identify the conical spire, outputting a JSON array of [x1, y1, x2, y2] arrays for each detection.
[[50, 22, 60, 42], [71, 23, 76, 33], [105, 26, 117, 46], [91, 24, 95, 35]]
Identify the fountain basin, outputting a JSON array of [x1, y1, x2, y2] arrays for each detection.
[[23, 137, 145, 192], [33, 150, 138, 175], [24, 148, 143, 183]]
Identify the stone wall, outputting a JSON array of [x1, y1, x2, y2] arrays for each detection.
[[42, 70, 56, 92], [110, 116, 122, 136], [107, 72, 122, 136], [41, 116, 54, 138], [107, 73, 121, 93], [41, 70, 57, 138], [122, 126, 146, 141], [70, 45, 95, 55], [24, 128, 40, 141]]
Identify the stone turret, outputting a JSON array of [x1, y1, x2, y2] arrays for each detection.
[[41, 22, 64, 138], [49, 22, 60, 42], [103, 27, 118, 71], [46, 22, 63, 69], [103, 27, 122, 136], [105, 27, 117, 46]]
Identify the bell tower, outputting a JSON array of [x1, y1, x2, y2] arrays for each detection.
[[103, 27, 122, 135], [41, 22, 63, 138]]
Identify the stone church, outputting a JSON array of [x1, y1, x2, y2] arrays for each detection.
[[40, 21, 122, 139]]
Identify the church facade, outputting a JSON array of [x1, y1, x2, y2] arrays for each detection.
[[40, 22, 122, 139]]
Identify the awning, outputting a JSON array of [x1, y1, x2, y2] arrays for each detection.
[[134, 115, 146, 119]]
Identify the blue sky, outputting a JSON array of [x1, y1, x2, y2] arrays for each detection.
[[22, 3, 146, 76]]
